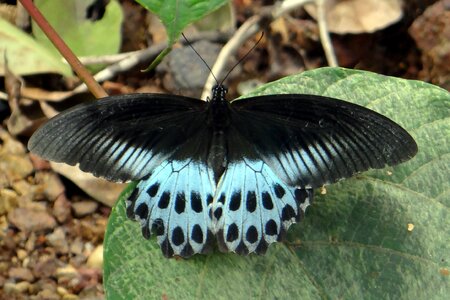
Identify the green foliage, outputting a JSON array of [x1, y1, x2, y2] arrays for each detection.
[[104, 67, 450, 299], [0, 18, 71, 76], [33, 0, 123, 70], [135, 0, 228, 69]]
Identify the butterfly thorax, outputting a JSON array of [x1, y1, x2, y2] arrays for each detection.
[[207, 85, 230, 130], [207, 85, 231, 183]]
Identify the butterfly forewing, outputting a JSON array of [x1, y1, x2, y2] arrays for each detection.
[[230, 94, 417, 188], [28, 93, 208, 182]]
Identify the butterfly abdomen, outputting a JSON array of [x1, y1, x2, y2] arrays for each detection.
[[207, 130, 228, 183]]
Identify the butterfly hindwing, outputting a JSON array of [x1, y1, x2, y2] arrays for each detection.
[[230, 94, 418, 188], [126, 158, 216, 257], [212, 157, 313, 255]]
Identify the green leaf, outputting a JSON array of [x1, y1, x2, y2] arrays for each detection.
[[32, 0, 122, 68], [136, 0, 227, 44], [104, 67, 450, 299], [0, 18, 71, 76], [136, 0, 228, 70]]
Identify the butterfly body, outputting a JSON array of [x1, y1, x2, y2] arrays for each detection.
[[205, 86, 230, 182], [28, 83, 417, 258]]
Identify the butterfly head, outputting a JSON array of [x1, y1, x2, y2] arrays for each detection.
[[211, 85, 228, 103]]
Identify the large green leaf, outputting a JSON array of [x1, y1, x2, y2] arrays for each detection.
[[32, 0, 122, 63], [104, 67, 450, 299]]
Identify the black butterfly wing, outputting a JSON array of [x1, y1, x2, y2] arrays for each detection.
[[229, 94, 418, 188], [28, 93, 208, 182], [29, 93, 221, 257]]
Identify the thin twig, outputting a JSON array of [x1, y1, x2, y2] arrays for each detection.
[[316, 0, 337, 66], [77, 51, 143, 65], [201, 16, 260, 99], [74, 31, 229, 94], [201, 0, 337, 99]]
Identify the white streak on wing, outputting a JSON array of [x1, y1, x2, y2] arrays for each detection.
[[127, 146, 151, 175], [275, 150, 298, 183], [104, 141, 126, 162], [116, 145, 139, 169]]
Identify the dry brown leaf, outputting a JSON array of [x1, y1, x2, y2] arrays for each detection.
[[50, 162, 126, 207], [21, 87, 77, 102], [4, 55, 32, 135], [305, 0, 403, 34]]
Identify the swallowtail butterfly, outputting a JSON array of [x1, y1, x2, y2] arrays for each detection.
[[28, 82, 417, 258]]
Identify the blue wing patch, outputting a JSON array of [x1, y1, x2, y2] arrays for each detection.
[[126, 159, 216, 258], [211, 158, 313, 255]]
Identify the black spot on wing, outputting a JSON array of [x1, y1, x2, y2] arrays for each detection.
[[191, 224, 204, 243], [147, 182, 160, 197], [273, 183, 285, 198], [206, 194, 213, 205], [265, 219, 278, 235], [214, 207, 223, 220], [158, 191, 170, 208], [261, 192, 273, 209], [135, 203, 148, 220], [190, 192, 202, 213], [246, 226, 258, 243], [295, 189, 309, 204], [229, 191, 241, 211], [125, 188, 139, 219], [281, 204, 296, 221], [151, 218, 165, 236], [246, 191, 257, 212], [226, 223, 239, 242], [175, 192, 186, 214], [172, 227, 185, 246]]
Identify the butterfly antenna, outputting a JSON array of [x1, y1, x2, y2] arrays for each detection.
[[181, 33, 219, 86], [220, 32, 264, 85]]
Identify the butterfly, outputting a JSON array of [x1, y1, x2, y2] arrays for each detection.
[[28, 83, 418, 258]]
